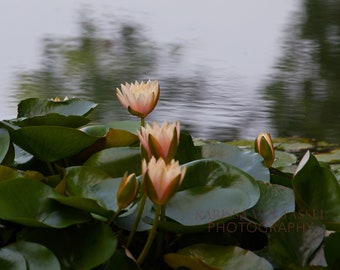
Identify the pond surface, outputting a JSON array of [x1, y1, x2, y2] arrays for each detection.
[[1, 0, 340, 143]]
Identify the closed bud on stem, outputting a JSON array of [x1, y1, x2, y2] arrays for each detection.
[[142, 157, 186, 206], [254, 133, 275, 168], [117, 172, 139, 209]]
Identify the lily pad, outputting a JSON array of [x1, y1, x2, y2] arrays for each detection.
[[314, 149, 340, 164], [199, 142, 270, 182], [0, 128, 10, 163], [268, 213, 325, 269], [165, 159, 260, 226], [10, 126, 99, 162], [0, 178, 91, 227], [17, 97, 97, 117], [293, 151, 340, 230], [247, 181, 295, 227], [0, 241, 60, 270], [164, 244, 273, 270], [272, 150, 297, 169], [5, 113, 90, 128], [18, 222, 117, 270], [84, 147, 141, 177]]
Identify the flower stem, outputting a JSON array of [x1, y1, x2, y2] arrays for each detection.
[[141, 117, 145, 127], [106, 208, 121, 225], [137, 205, 161, 265], [126, 193, 147, 247]]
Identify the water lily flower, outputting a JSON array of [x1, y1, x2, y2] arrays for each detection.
[[137, 121, 180, 163], [142, 157, 186, 206], [116, 172, 139, 209], [50, 96, 70, 102], [116, 80, 160, 118], [254, 132, 275, 168]]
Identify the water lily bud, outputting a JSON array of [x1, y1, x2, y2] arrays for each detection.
[[254, 133, 275, 168], [115, 80, 160, 118], [137, 121, 180, 163], [142, 157, 186, 206], [117, 172, 139, 209]]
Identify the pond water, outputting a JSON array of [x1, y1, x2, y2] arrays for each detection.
[[1, 0, 339, 143]]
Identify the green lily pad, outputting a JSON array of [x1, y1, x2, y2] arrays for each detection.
[[10, 126, 99, 162], [268, 213, 325, 269], [0, 165, 21, 183], [0, 128, 10, 163], [0, 178, 91, 227], [5, 113, 90, 128], [165, 159, 260, 226], [18, 222, 117, 270], [293, 151, 340, 230], [164, 244, 273, 270], [247, 181, 295, 227], [199, 142, 270, 182], [0, 241, 60, 270], [315, 149, 340, 164], [84, 147, 141, 177], [17, 97, 97, 117], [272, 150, 297, 168], [324, 232, 340, 269]]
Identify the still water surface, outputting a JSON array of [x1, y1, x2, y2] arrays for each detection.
[[1, 0, 339, 143]]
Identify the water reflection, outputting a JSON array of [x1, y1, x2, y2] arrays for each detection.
[[12, 13, 252, 141], [264, 0, 340, 143]]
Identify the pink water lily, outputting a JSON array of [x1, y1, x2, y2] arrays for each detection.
[[116, 80, 160, 118], [142, 157, 186, 206], [137, 121, 180, 163]]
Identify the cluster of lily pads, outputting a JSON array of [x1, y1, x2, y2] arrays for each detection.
[[0, 81, 339, 270]]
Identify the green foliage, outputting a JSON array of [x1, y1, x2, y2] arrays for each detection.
[[0, 97, 338, 269]]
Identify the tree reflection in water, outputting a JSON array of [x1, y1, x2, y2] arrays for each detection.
[[264, 0, 340, 143]]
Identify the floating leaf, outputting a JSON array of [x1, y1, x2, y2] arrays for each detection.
[[17, 97, 97, 117], [165, 159, 260, 226], [164, 244, 273, 270], [5, 113, 90, 128], [0, 165, 21, 183], [293, 151, 340, 230], [324, 232, 340, 269], [0, 178, 91, 227], [247, 181, 295, 227], [10, 126, 99, 162], [105, 128, 139, 147], [0, 128, 10, 163], [268, 213, 325, 269], [272, 150, 297, 168], [0, 241, 60, 270], [18, 222, 117, 270], [199, 143, 270, 182], [315, 149, 340, 164], [84, 147, 141, 177]]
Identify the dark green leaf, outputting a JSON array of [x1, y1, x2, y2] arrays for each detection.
[[84, 147, 141, 177], [5, 241, 60, 270], [165, 159, 260, 226], [324, 232, 340, 269], [293, 151, 340, 230], [199, 143, 270, 182], [0, 128, 10, 163], [247, 181, 295, 227], [18, 222, 117, 270], [17, 97, 97, 117], [268, 213, 325, 269], [164, 244, 273, 270], [0, 178, 91, 227], [11, 126, 99, 162], [5, 113, 90, 128]]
